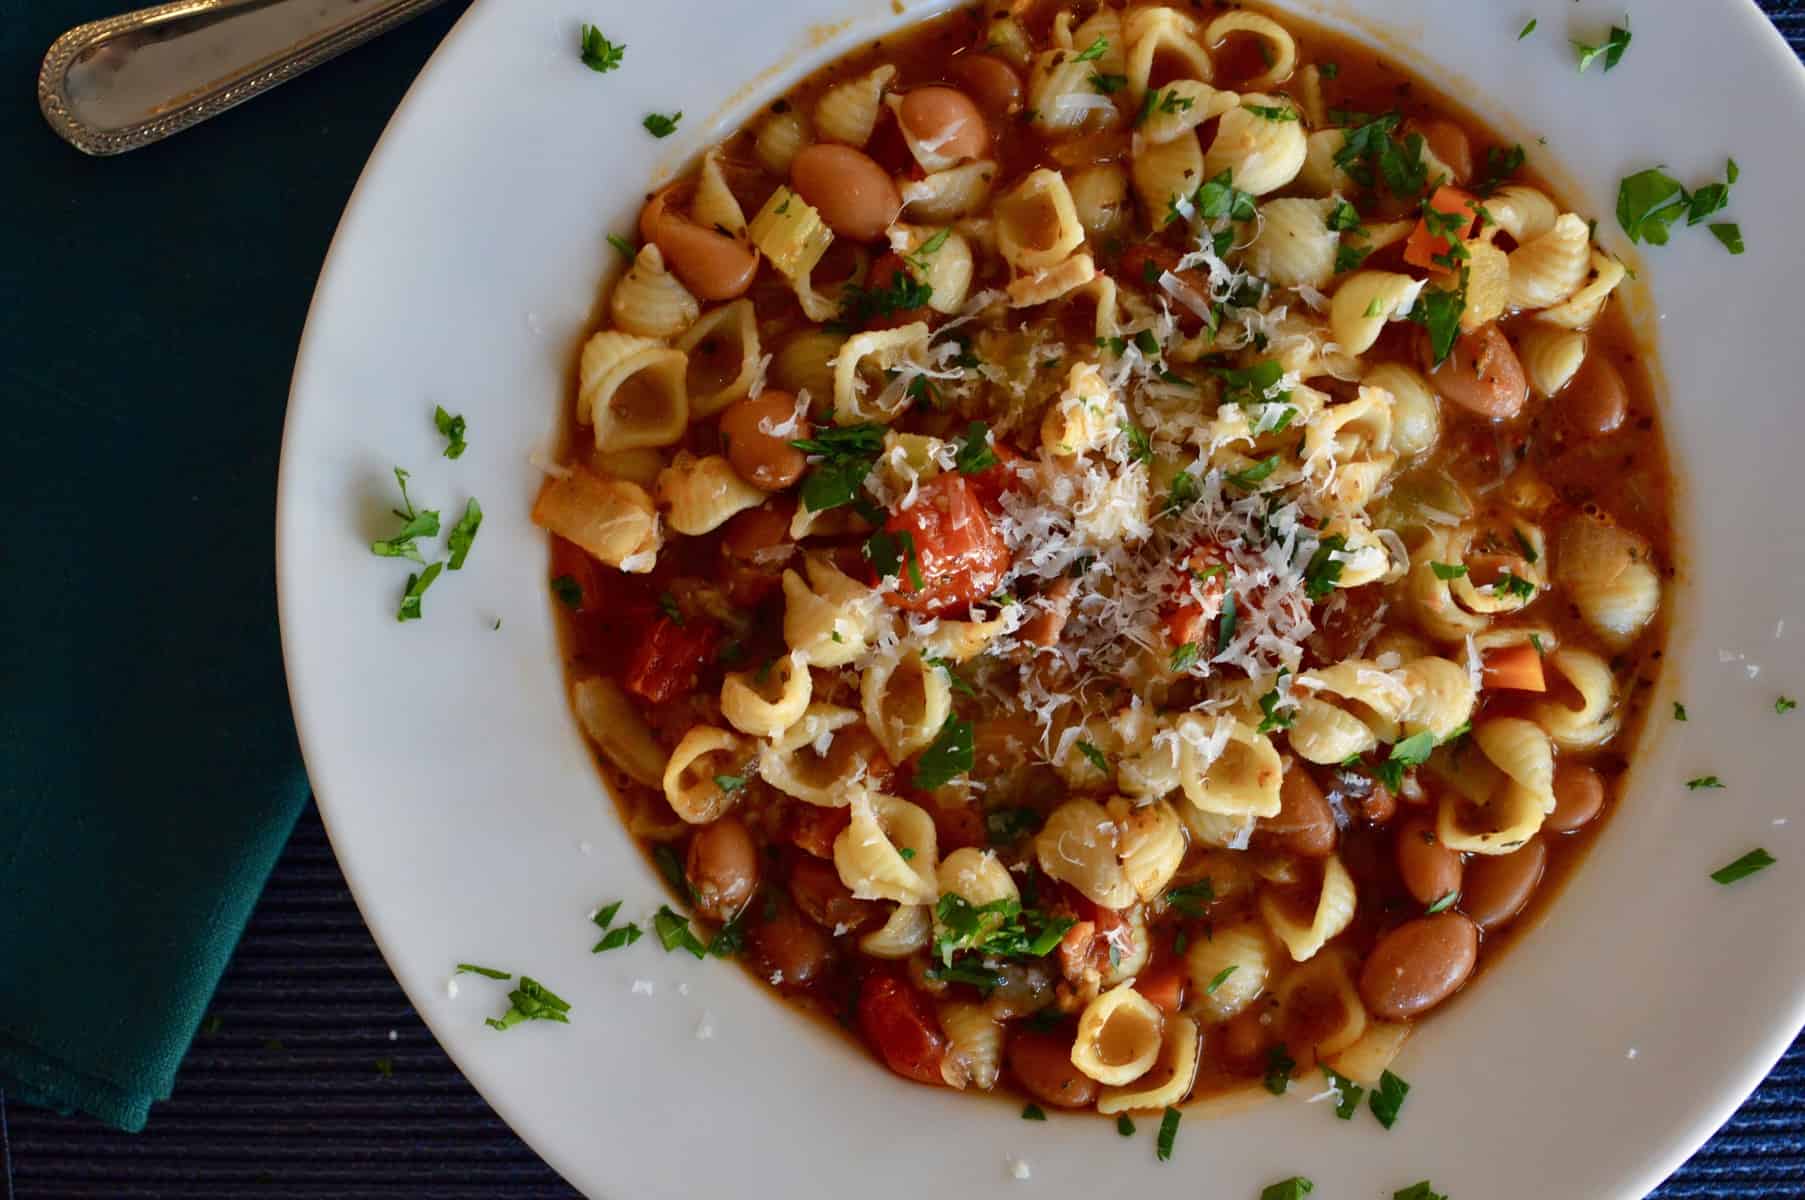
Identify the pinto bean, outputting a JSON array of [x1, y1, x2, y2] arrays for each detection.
[[1547, 762, 1607, 833], [638, 186, 757, 300], [685, 817, 759, 922], [1394, 815, 1462, 908], [1255, 767, 1337, 858], [1461, 839, 1547, 931], [721, 390, 809, 490], [1007, 1029, 1100, 1109], [897, 86, 989, 161], [790, 144, 903, 241], [950, 54, 1023, 116], [1359, 913, 1480, 1020], [1564, 354, 1629, 436], [748, 903, 834, 989]]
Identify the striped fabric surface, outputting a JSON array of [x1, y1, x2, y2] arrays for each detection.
[[6, 2, 1803, 1197]]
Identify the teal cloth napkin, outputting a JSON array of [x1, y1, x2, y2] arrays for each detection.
[[0, 0, 468, 1131]]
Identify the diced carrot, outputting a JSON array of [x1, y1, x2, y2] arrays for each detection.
[[1134, 962, 1187, 1014], [1482, 643, 1547, 692], [1402, 185, 1479, 272]]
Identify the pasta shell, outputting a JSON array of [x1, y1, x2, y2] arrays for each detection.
[[754, 107, 811, 175], [1006, 252, 1098, 307], [1435, 717, 1555, 855], [1518, 324, 1588, 397], [1538, 250, 1627, 330], [995, 168, 1087, 271], [1555, 513, 1661, 648], [1461, 237, 1511, 331], [1485, 184, 1559, 243], [1507, 212, 1592, 310], [1273, 949, 1368, 1056], [1071, 984, 1164, 1085], [938, 1001, 1005, 1090], [675, 300, 762, 418], [760, 703, 872, 806], [834, 790, 938, 903], [1132, 129, 1205, 228], [1205, 10, 1298, 89], [609, 244, 700, 339], [1124, 6, 1213, 101], [1203, 96, 1308, 195], [692, 149, 748, 237], [1244, 197, 1336, 291], [772, 329, 845, 404], [720, 649, 812, 738], [1362, 363, 1439, 457], [833, 323, 932, 424], [985, 15, 1033, 68], [661, 726, 752, 823], [1028, 49, 1123, 137], [938, 847, 1020, 907], [1324, 1021, 1412, 1086], [1135, 79, 1239, 145], [1260, 854, 1357, 961], [531, 468, 662, 571], [571, 676, 667, 787], [1036, 797, 1134, 909], [1396, 655, 1477, 741], [860, 902, 931, 958], [1098, 1015, 1201, 1113], [1296, 129, 1355, 196], [815, 64, 896, 147], [655, 453, 765, 535], [1329, 270, 1426, 355], [861, 651, 954, 763], [1183, 919, 1272, 1022], [888, 225, 974, 314], [1182, 718, 1284, 819], [897, 160, 998, 222], [1117, 799, 1187, 901], [782, 554, 886, 668], [1067, 163, 1131, 238], [1534, 648, 1622, 750], [590, 446, 666, 489], [578, 330, 690, 450]]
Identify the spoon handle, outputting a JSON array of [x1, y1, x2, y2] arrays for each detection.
[[39, 0, 447, 156]]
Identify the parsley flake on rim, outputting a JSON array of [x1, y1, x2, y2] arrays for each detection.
[[455, 963, 510, 979], [592, 923, 643, 953], [550, 574, 583, 609], [1323, 1065, 1364, 1119], [484, 976, 572, 1031], [1673, 701, 1688, 721], [1518, 17, 1537, 38], [1369, 1068, 1411, 1128], [1712, 848, 1775, 885], [397, 562, 444, 623], [606, 234, 637, 259], [1573, 23, 1631, 73], [643, 111, 682, 138], [447, 498, 482, 571], [1686, 775, 1725, 791], [1116, 1113, 1135, 1137], [1260, 1177, 1314, 1200], [653, 905, 708, 959], [1263, 1043, 1296, 1094], [1394, 1183, 1449, 1200], [579, 24, 624, 73], [1021, 1103, 1048, 1121], [434, 406, 468, 459], [1779, 697, 1798, 714], [1155, 1106, 1181, 1161], [371, 467, 440, 564]]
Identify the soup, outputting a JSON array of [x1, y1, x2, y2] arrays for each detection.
[[532, 0, 1669, 1118]]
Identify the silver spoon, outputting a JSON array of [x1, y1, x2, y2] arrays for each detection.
[[39, 0, 446, 156]]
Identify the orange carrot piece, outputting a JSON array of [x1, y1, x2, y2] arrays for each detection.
[[1403, 185, 1479, 271], [1482, 643, 1547, 692], [1135, 962, 1187, 1014]]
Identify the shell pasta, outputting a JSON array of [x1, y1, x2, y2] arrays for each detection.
[[536, 0, 1671, 1123]]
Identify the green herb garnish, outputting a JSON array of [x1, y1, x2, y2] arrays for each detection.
[[1368, 1068, 1410, 1128], [372, 467, 440, 563], [447, 498, 482, 570], [455, 964, 511, 979], [914, 716, 974, 791], [1264, 1043, 1296, 1094], [1686, 775, 1725, 791], [653, 905, 708, 959], [643, 111, 682, 138], [484, 976, 572, 1031], [1573, 23, 1631, 73], [1323, 1065, 1364, 1119], [434, 406, 468, 459], [1712, 848, 1775, 885], [579, 24, 624, 72], [1155, 1107, 1181, 1161], [397, 562, 444, 622]]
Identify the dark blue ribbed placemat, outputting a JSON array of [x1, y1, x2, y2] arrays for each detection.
[[6, 3, 1805, 1198]]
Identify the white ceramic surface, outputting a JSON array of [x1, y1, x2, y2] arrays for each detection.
[[277, 1, 1805, 1196]]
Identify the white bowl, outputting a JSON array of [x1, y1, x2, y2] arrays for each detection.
[[277, 1, 1805, 1195]]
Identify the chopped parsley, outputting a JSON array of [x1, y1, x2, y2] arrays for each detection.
[[925, 655, 977, 697], [713, 773, 746, 794], [1319, 61, 1339, 79], [579, 24, 624, 73], [1170, 641, 1202, 673], [1479, 142, 1528, 193], [434, 406, 468, 459], [790, 422, 885, 512], [1116, 1113, 1136, 1137], [551, 574, 583, 609], [397, 562, 444, 623], [1778, 697, 1798, 714], [653, 905, 707, 959], [1409, 276, 1468, 366], [1327, 199, 1362, 232], [1369, 1068, 1410, 1129], [1573, 23, 1631, 73], [1075, 739, 1111, 774], [1155, 1107, 1181, 1161], [447, 498, 482, 570], [913, 715, 974, 790], [484, 976, 572, 1031], [1192, 170, 1259, 222], [1495, 571, 1537, 601], [1088, 72, 1128, 94], [1122, 422, 1154, 464], [642, 111, 682, 138], [932, 894, 1073, 965], [607, 234, 636, 259], [592, 923, 642, 953], [1673, 702, 1688, 721], [839, 268, 933, 327], [986, 806, 1042, 847], [1204, 964, 1238, 994], [954, 420, 999, 474], [1518, 17, 1537, 38], [1335, 113, 1428, 198], [865, 528, 924, 593], [1375, 731, 1436, 793], [455, 963, 511, 979], [1166, 879, 1215, 917], [1711, 848, 1775, 885], [1685, 775, 1725, 791], [1394, 1184, 1449, 1200], [1021, 1103, 1048, 1121], [1323, 1065, 1364, 1119], [1217, 591, 1239, 652], [1425, 889, 1460, 915], [1073, 36, 1109, 63], [1257, 673, 1295, 735], [652, 843, 689, 898], [371, 467, 440, 563], [1226, 454, 1282, 491], [1263, 1044, 1296, 1094], [1261, 1180, 1314, 1200], [1214, 359, 1290, 407], [1247, 104, 1299, 122], [1303, 533, 1348, 600], [1429, 561, 1468, 580], [1711, 222, 1745, 255]]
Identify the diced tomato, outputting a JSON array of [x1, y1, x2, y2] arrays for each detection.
[[1056, 920, 1096, 982], [858, 972, 947, 1086], [787, 803, 853, 859], [551, 536, 652, 672], [1403, 185, 1479, 273], [880, 473, 1011, 616], [1482, 643, 1547, 692], [1159, 542, 1226, 652], [624, 616, 719, 704], [1134, 961, 1187, 1014]]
